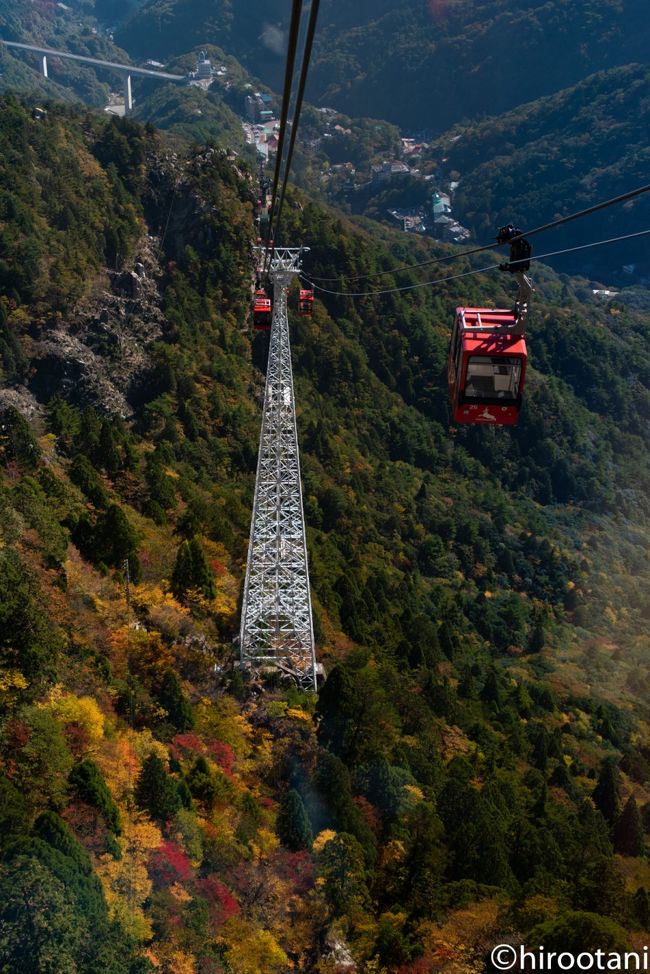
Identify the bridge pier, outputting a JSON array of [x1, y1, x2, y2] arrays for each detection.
[[123, 73, 132, 114], [41, 55, 48, 78]]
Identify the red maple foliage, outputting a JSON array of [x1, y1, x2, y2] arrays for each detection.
[[196, 875, 240, 930], [206, 740, 235, 777], [63, 720, 92, 758], [5, 718, 31, 750], [149, 840, 193, 886], [170, 732, 206, 761], [353, 795, 383, 835], [274, 850, 315, 893]]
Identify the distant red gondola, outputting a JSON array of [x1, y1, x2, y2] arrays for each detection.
[[298, 289, 314, 317], [448, 307, 527, 426], [253, 290, 272, 331]]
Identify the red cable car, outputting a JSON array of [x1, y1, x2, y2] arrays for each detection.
[[253, 290, 272, 331], [448, 307, 527, 426], [298, 289, 314, 317]]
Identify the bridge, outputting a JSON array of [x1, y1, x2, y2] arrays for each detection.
[[0, 40, 186, 114]]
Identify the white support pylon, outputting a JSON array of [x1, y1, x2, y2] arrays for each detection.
[[124, 73, 133, 114], [239, 248, 318, 691]]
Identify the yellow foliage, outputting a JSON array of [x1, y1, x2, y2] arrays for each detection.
[[312, 829, 337, 853], [220, 918, 288, 974], [403, 784, 424, 804], [169, 883, 192, 904], [248, 729, 274, 774], [46, 691, 106, 751], [286, 707, 311, 722], [96, 815, 162, 941], [96, 734, 139, 803], [110, 628, 175, 685], [195, 699, 252, 757], [380, 839, 406, 865], [0, 668, 28, 704], [250, 828, 280, 858], [132, 584, 188, 614], [165, 950, 196, 974], [214, 588, 237, 618], [131, 728, 169, 766]]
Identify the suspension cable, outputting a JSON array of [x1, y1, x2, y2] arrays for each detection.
[[273, 0, 320, 243], [307, 181, 650, 284], [300, 227, 650, 298], [263, 0, 304, 271]]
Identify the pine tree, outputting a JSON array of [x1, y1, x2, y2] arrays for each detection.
[[158, 669, 194, 732], [99, 422, 121, 475], [612, 796, 645, 856], [0, 406, 41, 469], [592, 759, 621, 826], [188, 537, 215, 599], [277, 789, 313, 851], [528, 614, 546, 653], [135, 753, 180, 823], [438, 621, 456, 659], [170, 538, 215, 600], [634, 887, 650, 929], [458, 665, 478, 699], [530, 725, 549, 773], [171, 541, 194, 600], [480, 669, 502, 707], [315, 664, 356, 755], [69, 759, 122, 834]]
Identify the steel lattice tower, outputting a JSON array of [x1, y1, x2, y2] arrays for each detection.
[[240, 248, 317, 691]]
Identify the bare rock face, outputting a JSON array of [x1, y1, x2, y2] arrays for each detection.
[[0, 386, 41, 423], [28, 235, 165, 418], [320, 929, 358, 972]]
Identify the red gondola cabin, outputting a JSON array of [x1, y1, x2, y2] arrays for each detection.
[[448, 307, 527, 426], [253, 290, 272, 331], [298, 289, 314, 317]]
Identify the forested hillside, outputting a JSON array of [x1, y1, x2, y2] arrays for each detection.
[[428, 64, 650, 281], [112, 0, 649, 133], [2, 99, 650, 972]]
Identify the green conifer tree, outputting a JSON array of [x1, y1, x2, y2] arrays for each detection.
[[188, 537, 215, 599], [69, 759, 122, 834], [593, 758, 621, 826], [612, 796, 645, 857], [171, 538, 215, 600], [135, 753, 180, 823], [480, 669, 502, 707], [634, 887, 650, 929], [277, 789, 313, 851], [158, 669, 194, 732]]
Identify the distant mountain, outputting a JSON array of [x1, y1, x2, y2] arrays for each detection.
[[112, 0, 649, 133], [429, 64, 650, 280]]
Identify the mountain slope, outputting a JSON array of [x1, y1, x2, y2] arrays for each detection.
[[429, 63, 650, 280], [1, 99, 650, 971], [113, 0, 650, 133]]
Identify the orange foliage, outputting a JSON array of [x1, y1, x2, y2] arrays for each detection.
[[109, 628, 175, 688]]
